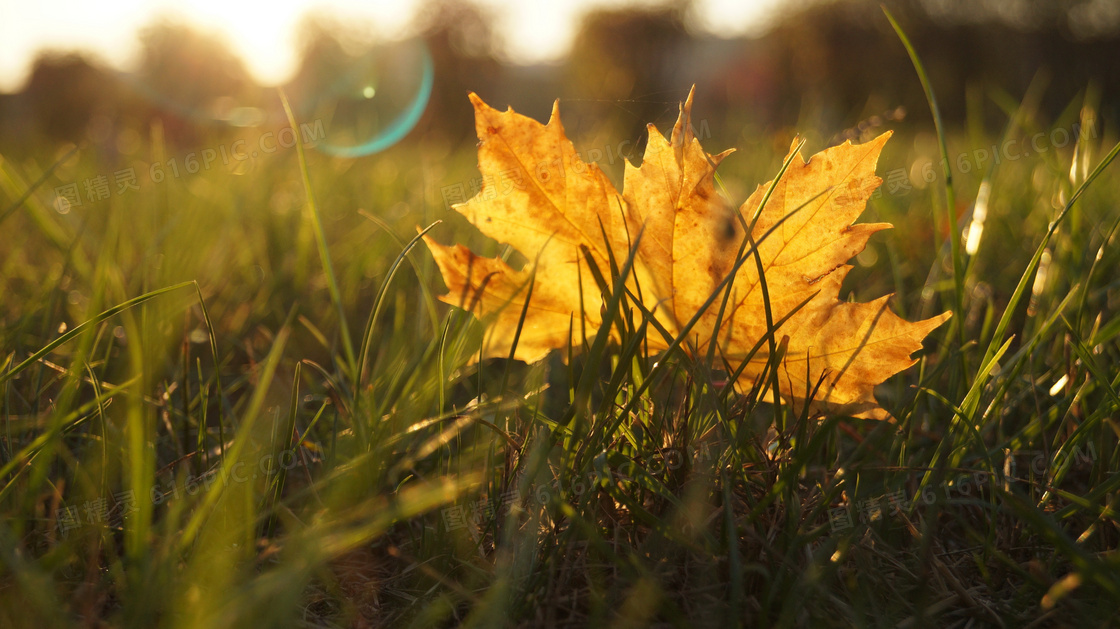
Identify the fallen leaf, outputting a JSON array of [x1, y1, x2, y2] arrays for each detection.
[[424, 89, 950, 419]]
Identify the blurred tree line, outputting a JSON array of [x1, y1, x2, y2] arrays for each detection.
[[0, 0, 1116, 157]]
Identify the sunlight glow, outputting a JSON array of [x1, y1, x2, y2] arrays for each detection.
[[0, 0, 783, 91]]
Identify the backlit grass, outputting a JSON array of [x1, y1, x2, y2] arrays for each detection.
[[1, 51, 1119, 626]]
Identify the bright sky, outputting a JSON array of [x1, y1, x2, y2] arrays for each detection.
[[0, 0, 783, 92]]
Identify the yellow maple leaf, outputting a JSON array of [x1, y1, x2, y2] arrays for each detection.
[[424, 89, 950, 419]]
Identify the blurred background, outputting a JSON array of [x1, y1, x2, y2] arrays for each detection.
[[3, 0, 1118, 155]]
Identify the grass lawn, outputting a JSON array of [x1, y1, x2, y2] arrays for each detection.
[[1, 47, 1119, 626]]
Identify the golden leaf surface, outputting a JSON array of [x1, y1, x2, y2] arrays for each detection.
[[424, 90, 950, 419]]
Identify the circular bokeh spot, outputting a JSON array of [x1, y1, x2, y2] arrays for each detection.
[[297, 38, 433, 158]]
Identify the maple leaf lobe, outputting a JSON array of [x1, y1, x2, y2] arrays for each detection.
[[423, 90, 950, 420]]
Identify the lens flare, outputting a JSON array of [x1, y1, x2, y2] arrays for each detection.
[[301, 39, 433, 159], [118, 34, 432, 159]]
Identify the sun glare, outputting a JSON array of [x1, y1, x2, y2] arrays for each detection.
[[2, 0, 781, 91], [165, 0, 416, 85]]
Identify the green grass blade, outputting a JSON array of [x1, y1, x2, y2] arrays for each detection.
[[176, 309, 294, 552], [884, 7, 966, 347], [278, 89, 357, 379], [1, 280, 195, 386], [355, 219, 441, 393]]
